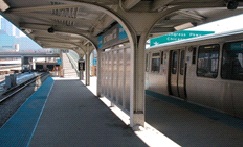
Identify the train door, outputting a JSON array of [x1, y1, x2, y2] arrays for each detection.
[[169, 49, 187, 99]]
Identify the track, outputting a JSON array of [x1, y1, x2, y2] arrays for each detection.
[[0, 73, 49, 127], [0, 72, 48, 103]]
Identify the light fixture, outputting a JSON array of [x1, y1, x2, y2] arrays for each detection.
[[0, 0, 9, 12], [174, 22, 196, 31], [25, 29, 32, 34], [227, 0, 239, 9], [47, 27, 55, 33]]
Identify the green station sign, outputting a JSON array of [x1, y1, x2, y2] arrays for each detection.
[[150, 30, 214, 47]]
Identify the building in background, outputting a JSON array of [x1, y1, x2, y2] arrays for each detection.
[[0, 17, 42, 51], [0, 17, 13, 36], [0, 30, 15, 51]]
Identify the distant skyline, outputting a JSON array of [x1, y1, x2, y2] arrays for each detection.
[[0, 16, 26, 37], [0, 16, 42, 51]]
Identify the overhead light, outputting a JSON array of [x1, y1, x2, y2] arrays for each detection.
[[0, 0, 9, 12], [227, 0, 239, 9], [47, 27, 55, 33], [174, 22, 196, 31], [25, 29, 32, 34]]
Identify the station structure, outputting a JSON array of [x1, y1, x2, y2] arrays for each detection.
[[0, 51, 60, 73], [1, 0, 243, 128]]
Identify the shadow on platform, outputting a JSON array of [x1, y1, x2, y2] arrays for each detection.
[[146, 95, 243, 147]]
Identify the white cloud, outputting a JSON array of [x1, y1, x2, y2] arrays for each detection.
[[187, 14, 243, 33]]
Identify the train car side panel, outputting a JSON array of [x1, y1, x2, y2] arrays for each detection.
[[146, 32, 243, 118], [145, 50, 170, 96], [231, 82, 243, 118]]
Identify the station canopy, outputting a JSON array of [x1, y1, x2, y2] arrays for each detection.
[[1, 0, 243, 51]]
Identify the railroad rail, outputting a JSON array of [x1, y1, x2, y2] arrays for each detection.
[[0, 72, 49, 103]]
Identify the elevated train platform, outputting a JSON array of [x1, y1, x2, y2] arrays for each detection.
[[0, 77, 147, 147], [1, 1, 243, 146], [146, 94, 243, 146], [0, 76, 243, 147]]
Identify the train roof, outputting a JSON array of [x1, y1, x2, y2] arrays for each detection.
[[147, 29, 243, 49]]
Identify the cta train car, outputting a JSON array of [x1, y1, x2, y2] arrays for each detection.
[[145, 30, 243, 118]]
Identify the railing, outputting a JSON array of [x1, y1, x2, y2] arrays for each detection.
[[0, 65, 21, 70], [68, 50, 80, 61], [66, 53, 79, 76], [0, 52, 60, 57]]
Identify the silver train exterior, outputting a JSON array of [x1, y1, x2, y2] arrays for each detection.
[[145, 30, 243, 118]]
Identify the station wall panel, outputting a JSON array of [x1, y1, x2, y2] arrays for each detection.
[[101, 46, 131, 112]]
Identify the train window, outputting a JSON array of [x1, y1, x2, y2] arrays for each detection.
[[152, 52, 160, 56], [180, 50, 185, 75], [36, 65, 44, 71], [221, 41, 243, 81], [172, 51, 178, 74], [47, 65, 54, 71], [161, 51, 164, 64], [197, 44, 219, 78], [151, 52, 160, 72]]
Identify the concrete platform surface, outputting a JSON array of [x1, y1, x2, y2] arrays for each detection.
[[87, 76, 243, 147], [146, 94, 243, 147], [29, 78, 147, 147], [1, 76, 243, 147]]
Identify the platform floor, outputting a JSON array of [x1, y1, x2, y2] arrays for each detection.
[[29, 78, 147, 147], [146, 94, 243, 147], [1, 76, 243, 147]]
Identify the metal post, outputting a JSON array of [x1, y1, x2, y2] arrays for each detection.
[[130, 33, 147, 128], [85, 52, 90, 86]]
